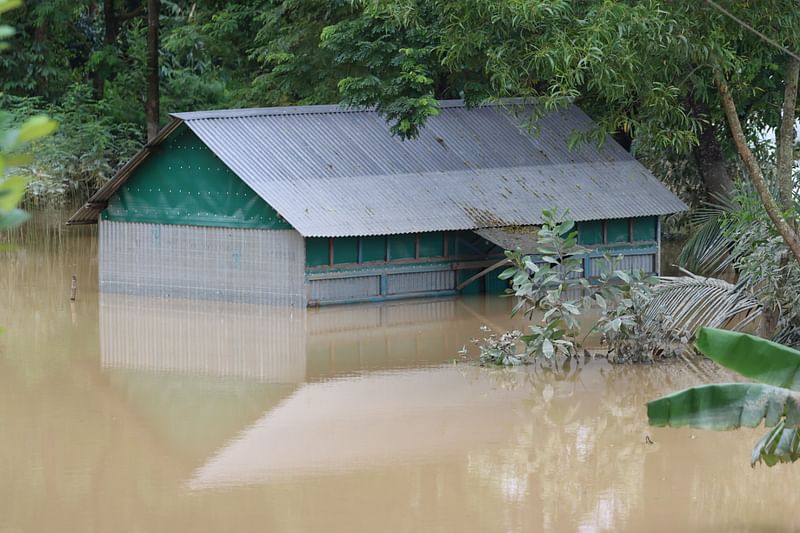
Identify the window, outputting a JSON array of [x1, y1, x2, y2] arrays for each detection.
[[578, 221, 603, 245], [361, 236, 386, 262], [419, 232, 444, 257], [306, 238, 330, 266], [388, 234, 416, 260], [308, 232, 451, 267], [606, 219, 630, 244], [333, 237, 358, 264], [632, 216, 657, 242]]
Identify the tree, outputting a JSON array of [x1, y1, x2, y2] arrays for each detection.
[[92, 0, 144, 100], [145, 0, 158, 140], [0, 0, 57, 228], [0, 0, 257, 198], [714, 59, 800, 261], [327, 1, 800, 207]]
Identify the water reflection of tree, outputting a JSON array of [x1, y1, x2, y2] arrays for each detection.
[[461, 359, 735, 532]]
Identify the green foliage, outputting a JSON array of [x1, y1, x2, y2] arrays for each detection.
[[477, 329, 525, 366], [319, 3, 465, 137], [648, 327, 800, 466], [319, 0, 800, 211], [590, 261, 686, 363], [677, 196, 739, 276], [0, 0, 795, 209], [0, 175, 28, 228], [727, 192, 800, 347], [495, 208, 587, 362], [0, 0, 56, 227], [680, 181, 800, 346], [249, 0, 355, 106], [0, 0, 268, 202], [2, 87, 141, 202], [645, 271, 762, 335], [350, 0, 799, 147], [481, 209, 683, 365], [480, 208, 763, 366]]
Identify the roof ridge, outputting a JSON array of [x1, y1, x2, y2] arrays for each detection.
[[169, 97, 534, 121]]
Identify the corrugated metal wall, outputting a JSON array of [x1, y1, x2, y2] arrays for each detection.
[[386, 270, 455, 294], [307, 267, 460, 305], [309, 275, 381, 302], [305, 253, 657, 305], [589, 253, 656, 277], [100, 293, 306, 382], [99, 220, 305, 306]]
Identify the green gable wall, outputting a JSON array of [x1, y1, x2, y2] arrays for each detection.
[[102, 126, 292, 230]]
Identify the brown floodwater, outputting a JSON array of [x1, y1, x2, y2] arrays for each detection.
[[1, 220, 798, 533]]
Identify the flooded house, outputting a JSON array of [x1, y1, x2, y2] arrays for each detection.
[[68, 99, 686, 306]]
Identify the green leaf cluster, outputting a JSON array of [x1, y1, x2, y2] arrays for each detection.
[[0, 0, 56, 228]]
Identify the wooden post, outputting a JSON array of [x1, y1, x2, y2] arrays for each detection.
[[455, 258, 510, 291]]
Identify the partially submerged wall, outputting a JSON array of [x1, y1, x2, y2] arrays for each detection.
[[303, 219, 661, 305], [98, 125, 305, 306], [99, 220, 305, 306], [305, 231, 503, 305]]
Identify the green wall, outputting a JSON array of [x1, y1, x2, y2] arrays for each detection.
[[305, 231, 497, 269], [102, 126, 291, 229], [307, 221, 658, 270], [578, 217, 657, 246]]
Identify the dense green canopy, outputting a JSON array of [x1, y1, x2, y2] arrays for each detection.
[[1, 0, 798, 210]]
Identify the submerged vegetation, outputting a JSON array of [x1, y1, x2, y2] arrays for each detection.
[[478, 206, 798, 467], [477, 209, 760, 365]]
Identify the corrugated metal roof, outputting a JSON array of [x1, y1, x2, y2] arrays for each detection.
[[68, 99, 687, 232]]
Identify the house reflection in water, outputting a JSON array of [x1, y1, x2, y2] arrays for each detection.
[[98, 293, 524, 488], [100, 293, 308, 382], [100, 293, 502, 382], [93, 294, 758, 533]]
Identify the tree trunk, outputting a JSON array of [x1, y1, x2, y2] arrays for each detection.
[[93, 0, 121, 100], [146, 0, 160, 142], [777, 57, 799, 217], [689, 97, 733, 198], [33, 20, 48, 96], [757, 304, 780, 339], [715, 70, 800, 264]]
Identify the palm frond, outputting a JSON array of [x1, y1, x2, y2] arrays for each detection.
[[677, 216, 736, 275], [644, 270, 762, 337], [677, 193, 741, 276]]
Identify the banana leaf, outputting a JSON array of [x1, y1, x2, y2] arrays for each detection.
[[695, 328, 800, 390], [647, 382, 800, 430], [751, 421, 800, 466], [647, 328, 800, 467]]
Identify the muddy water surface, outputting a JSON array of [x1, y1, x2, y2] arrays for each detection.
[[1, 224, 798, 533]]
